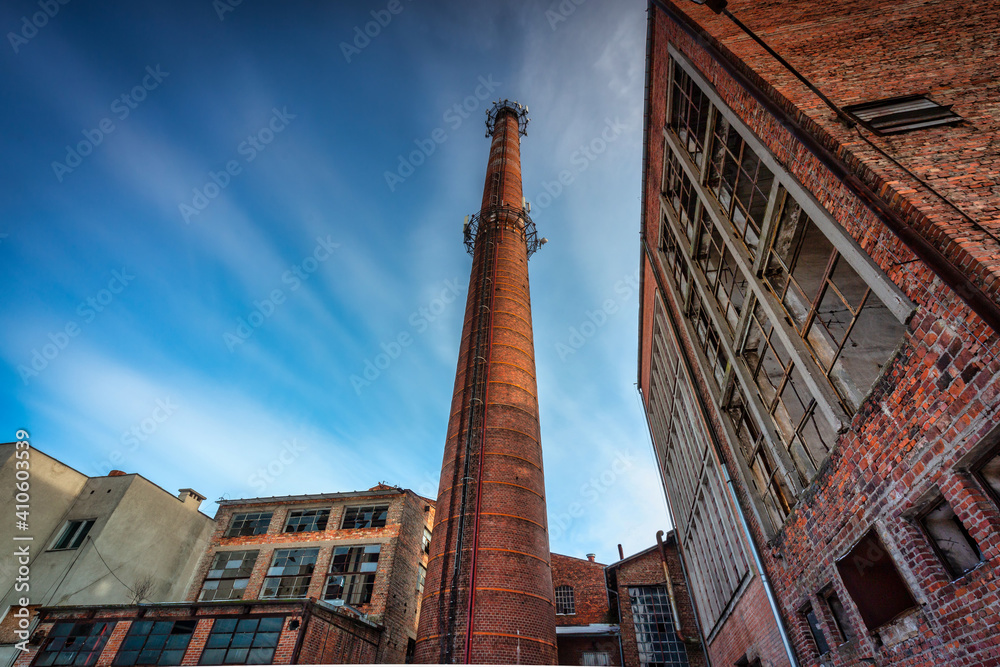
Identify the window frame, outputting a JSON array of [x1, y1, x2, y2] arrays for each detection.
[[918, 497, 984, 580], [34, 621, 115, 667], [340, 505, 389, 530], [324, 544, 381, 606], [282, 508, 330, 534], [113, 619, 196, 666], [224, 511, 273, 538], [554, 585, 576, 615], [260, 548, 319, 599], [49, 519, 96, 551], [198, 550, 259, 602], [198, 617, 283, 665]]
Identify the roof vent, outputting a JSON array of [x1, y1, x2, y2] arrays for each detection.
[[844, 95, 962, 135]]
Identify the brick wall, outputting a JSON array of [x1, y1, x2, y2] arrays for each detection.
[[641, 1, 1000, 666], [557, 635, 622, 666], [550, 554, 612, 626]]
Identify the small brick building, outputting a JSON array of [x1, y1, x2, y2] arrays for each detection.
[[638, 0, 1000, 665], [551, 537, 706, 667]]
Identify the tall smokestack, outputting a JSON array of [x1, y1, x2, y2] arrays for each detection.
[[415, 100, 556, 664]]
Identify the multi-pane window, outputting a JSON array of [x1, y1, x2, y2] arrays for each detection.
[[34, 622, 114, 667], [663, 150, 699, 242], [688, 290, 727, 390], [283, 508, 329, 533], [742, 303, 839, 483], [725, 385, 792, 533], [554, 585, 576, 615], [51, 519, 95, 550], [694, 215, 748, 335], [668, 61, 711, 165], [199, 550, 258, 602], [659, 217, 690, 302], [113, 620, 196, 666], [417, 564, 426, 594], [341, 505, 388, 529], [199, 617, 283, 665], [225, 512, 272, 538], [261, 548, 318, 598], [325, 545, 380, 605], [705, 114, 774, 257], [649, 308, 749, 633], [628, 586, 689, 666], [920, 498, 983, 579], [763, 196, 905, 413]]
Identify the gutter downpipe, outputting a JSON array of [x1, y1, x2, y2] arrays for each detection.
[[641, 238, 799, 667], [650, 0, 1000, 337]]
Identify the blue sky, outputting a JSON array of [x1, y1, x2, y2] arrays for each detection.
[[0, 0, 669, 564]]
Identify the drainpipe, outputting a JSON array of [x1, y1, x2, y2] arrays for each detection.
[[655, 530, 699, 645]]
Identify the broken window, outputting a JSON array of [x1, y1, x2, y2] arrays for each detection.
[[688, 290, 728, 389], [422, 527, 432, 553], [50, 519, 95, 550], [820, 586, 853, 644], [35, 622, 114, 667], [763, 195, 905, 413], [341, 505, 389, 529], [199, 617, 283, 665], [283, 508, 330, 533], [417, 564, 426, 594], [742, 303, 839, 482], [668, 58, 712, 165], [555, 585, 576, 615], [835, 529, 917, 631], [800, 603, 831, 656], [224, 512, 272, 538], [725, 385, 793, 533], [844, 95, 962, 135], [628, 586, 689, 666], [694, 215, 748, 335], [261, 548, 318, 599], [659, 216, 690, 302], [325, 545, 381, 605], [706, 114, 774, 257], [920, 498, 983, 579], [663, 150, 700, 243], [113, 620, 196, 666], [974, 444, 1000, 508], [199, 550, 258, 602]]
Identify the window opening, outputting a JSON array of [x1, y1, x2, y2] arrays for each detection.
[[225, 512, 272, 538], [261, 548, 318, 598], [341, 505, 389, 529], [199, 550, 258, 602], [113, 620, 196, 666], [325, 545, 381, 605], [283, 508, 330, 533], [920, 498, 983, 579], [51, 519, 96, 550], [199, 617, 283, 665], [554, 585, 576, 615]]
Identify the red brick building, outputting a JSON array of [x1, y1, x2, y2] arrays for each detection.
[[638, 1, 1000, 666], [14, 485, 434, 665], [551, 538, 706, 667]]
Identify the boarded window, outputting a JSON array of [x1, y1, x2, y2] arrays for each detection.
[[920, 498, 983, 579], [835, 530, 916, 630]]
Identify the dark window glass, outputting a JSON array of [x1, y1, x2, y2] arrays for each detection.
[[802, 604, 830, 656], [283, 508, 330, 533], [341, 505, 389, 529], [920, 498, 983, 579], [113, 620, 195, 666], [261, 548, 319, 599], [554, 585, 575, 615], [198, 618, 283, 665], [51, 520, 96, 550], [694, 215, 748, 336], [628, 586, 689, 666], [688, 290, 728, 389], [324, 545, 381, 605], [763, 196, 905, 414], [35, 622, 114, 667], [659, 216, 690, 303], [706, 114, 774, 257], [835, 530, 917, 631], [224, 512, 272, 538], [668, 59, 712, 165], [663, 150, 700, 243], [199, 550, 258, 602]]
